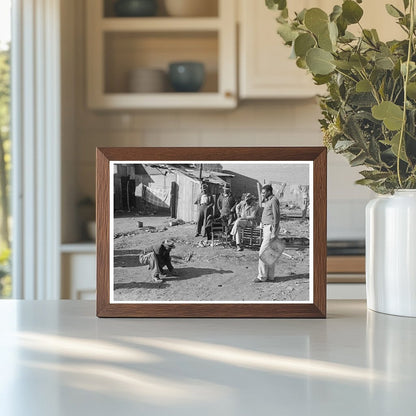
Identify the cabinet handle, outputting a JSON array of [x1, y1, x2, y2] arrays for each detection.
[[224, 91, 234, 99]]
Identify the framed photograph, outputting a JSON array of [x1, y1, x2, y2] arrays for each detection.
[[96, 147, 327, 318]]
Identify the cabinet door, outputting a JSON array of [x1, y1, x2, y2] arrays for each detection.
[[62, 253, 96, 300], [239, 0, 404, 99], [239, 0, 325, 99]]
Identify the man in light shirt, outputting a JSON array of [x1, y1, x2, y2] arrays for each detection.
[[255, 184, 280, 282]]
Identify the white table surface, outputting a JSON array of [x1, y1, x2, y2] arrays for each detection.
[[0, 300, 415, 416]]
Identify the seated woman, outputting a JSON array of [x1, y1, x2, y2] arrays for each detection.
[[230, 193, 260, 251]]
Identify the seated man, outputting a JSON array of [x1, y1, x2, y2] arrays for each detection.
[[138, 239, 178, 283], [230, 193, 260, 251]]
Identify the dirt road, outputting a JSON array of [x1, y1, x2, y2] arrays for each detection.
[[113, 215, 310, 302]]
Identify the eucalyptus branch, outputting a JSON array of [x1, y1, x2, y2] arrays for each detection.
[[397, 0, 415, 188], [358, 69, 381, 104], [334, 68, 359, 84]]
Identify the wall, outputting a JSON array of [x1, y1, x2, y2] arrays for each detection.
[[61, 0, 374, 243]]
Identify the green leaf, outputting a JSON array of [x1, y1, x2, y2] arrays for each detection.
[[350, 151, 367, 167], [369, 136, 382, 163], [350, 54, 368, 70], [372, 101, 404, 131], [266, 0, 287, 11], [330, 5, 342, 22], [306, 48, 335, 75], [342, 0, 364, 24], [339, 31, 356, 43], [356, 79, 372, 92], [355, 178, 378, 186], [294, 33, 316, 58], [344, 114, 367, 147], [304, 8, 329, 35], [384, 132, 409, 162], [401, 61, 416, 76], [375, 55, 395, 70], [403, 0, 410, 10], [318, 27, 334, 52], [385, 4, 404, 18], [363, 29, 376, 46], [359, 170, 391, 181], [281, 7, 288, 19], [277, 23, 298, 43], [334, 140, 355, 152], [296, 57, 308, 69], [313, 74, 332, 85], [296, 8, 307, 23], [328, 21, 338, 44], [336, 15, 348, 36], [407, 82, 416, 99], [333, 60, 353, 70], [371, 29, 380, 42]]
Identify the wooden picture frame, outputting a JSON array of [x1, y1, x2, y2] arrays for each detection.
[[96, 147, 327, 318]]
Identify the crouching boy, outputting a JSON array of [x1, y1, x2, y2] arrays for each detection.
[[138, 239, 178, 283]]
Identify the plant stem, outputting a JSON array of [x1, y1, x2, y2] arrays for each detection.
[[397, 0, 415, 188], [334, 68, 358, 84]]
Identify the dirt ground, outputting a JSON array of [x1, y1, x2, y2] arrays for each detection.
[[113, 214, 310, 302]]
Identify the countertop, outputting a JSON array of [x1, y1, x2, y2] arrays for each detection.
[[0, 300, 415, 415]]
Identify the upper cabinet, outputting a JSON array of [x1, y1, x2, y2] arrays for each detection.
[[239, 0, 325, 99], [238, 0, 404, 100], [86, 0, 406, 109], [86, 0, 237, 109]]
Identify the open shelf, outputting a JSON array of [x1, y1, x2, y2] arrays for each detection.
[[87, 0, 236, 109], [102, 17, 221, 31], [103, 0, 219, 18], [104, 31, 218, 94]]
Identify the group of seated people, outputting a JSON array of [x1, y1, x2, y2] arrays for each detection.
[[195, 183, 262, 251]]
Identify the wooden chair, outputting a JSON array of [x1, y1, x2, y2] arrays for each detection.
[[241, 226, 263, 248], [210, 219, 226, 247]]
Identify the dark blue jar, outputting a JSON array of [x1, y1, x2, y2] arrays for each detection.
[[168, 62, 205, 92], [114, 0, 158, 17]]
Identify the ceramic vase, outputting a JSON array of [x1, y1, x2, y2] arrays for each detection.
[[366, 190, 416, 317]]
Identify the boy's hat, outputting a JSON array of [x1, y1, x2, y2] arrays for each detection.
[[164, 240, 175, 248]]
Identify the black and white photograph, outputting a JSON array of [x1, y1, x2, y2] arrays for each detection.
[[110, 161, 312, 304]]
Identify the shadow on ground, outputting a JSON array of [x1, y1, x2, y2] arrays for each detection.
[[114, 281, 170, 290], [114, 254, 141, 268], [114, 249, 141, 256], [163, 267, 233, 281], [114, 267, 234, 291], [273, 273, 309, 283]]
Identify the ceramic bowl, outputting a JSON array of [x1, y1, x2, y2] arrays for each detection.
[[114, 0, 158, 17], [168, 62, 205, 92]]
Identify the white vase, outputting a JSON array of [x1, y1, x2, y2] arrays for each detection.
[[366, 190, 416, 317]]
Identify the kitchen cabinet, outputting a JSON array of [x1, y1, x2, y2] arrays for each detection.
[[238, 0, 404, 99], [61, 245, 96, 300], [86, 0, 237, 109], [238, 0, 325, 99]]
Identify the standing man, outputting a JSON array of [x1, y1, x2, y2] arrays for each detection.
[[194, 183, 214, 237], [230, 193, 260, 251], [217, 184, 236, 235], [255, 184, 280, 282], [138, 240, 178, 283]]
